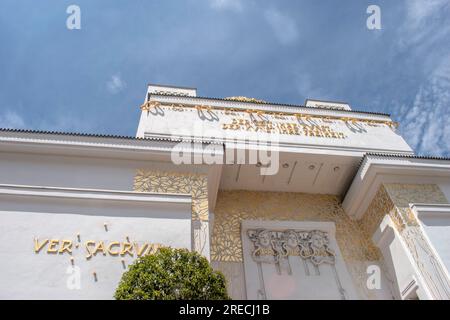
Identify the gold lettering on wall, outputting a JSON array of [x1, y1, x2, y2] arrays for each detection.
[[34, 238, 163, 259], [47, 239, 59, 254], [120, 242, 134, 257], [222, 117, 346, 139], [107, 241, 120, 255], [34, 238, 49, 253], [59, 240, 73, 254], [85, 240, 96, 259], [93, 241, 107, 256], [134, 243, 148, 256]]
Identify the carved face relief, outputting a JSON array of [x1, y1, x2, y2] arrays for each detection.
[[245, 226, 348, 300], [285, 231, 298, 248], [258, 230, 271, 247], [247, 228, 335, 262], [310, 233, 326, 250]]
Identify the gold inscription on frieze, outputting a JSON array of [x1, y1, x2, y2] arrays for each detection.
[[222, 117, 345, 138]]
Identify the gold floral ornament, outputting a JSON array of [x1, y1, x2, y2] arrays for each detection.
[[133, 170, 209, 221], [211, 190, 380, 263], [386, 121, 399, 129], [195, 105, 212, 111], [224, 96, 266, 103], [140, 101, 161, 111]]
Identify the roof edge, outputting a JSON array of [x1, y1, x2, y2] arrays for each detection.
[[149, 94, 392, 117]]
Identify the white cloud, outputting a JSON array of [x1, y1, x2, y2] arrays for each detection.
[[396, 56, 450, 156], [0, 111, 26, 129], [209, 0, 243, 11], [264, 8, 298, 45], [106, 74, 126, 94], [406, 0, 448, 24], [390, 1, 450, 156], [399, 0, 450, 48], [294, 73, 325, 101]]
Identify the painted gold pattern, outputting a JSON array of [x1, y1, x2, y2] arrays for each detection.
[[359, 184, 449, 237], [211, 190, 380, 263], [384, 184, 449, 227], [140, 101, 397, 128], [359, 183, 450, 299], [133, 170, 209, 221], [359, 185, 406, 236]]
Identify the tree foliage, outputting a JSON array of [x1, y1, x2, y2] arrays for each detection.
[[114, 247, 230, 300]]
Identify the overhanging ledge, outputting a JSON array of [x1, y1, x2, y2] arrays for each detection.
[[343, 154, 450, 220], [0, 184, 192, 206]]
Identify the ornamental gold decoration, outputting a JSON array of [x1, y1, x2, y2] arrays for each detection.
[[358, 185, 405, 236], [211, 190, 382, 299], [359, 183, 450, 300], [133, 170, 209, 221], [144, 102, 396, 129], [140, 101, 161, 111], [221, 118, 345, 138], [211, 190, 380, 264]]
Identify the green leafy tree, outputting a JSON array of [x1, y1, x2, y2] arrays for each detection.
[[114, 247, 230, 300]]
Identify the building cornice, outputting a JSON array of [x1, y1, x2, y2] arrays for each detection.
[[343, 154, 450, 220], [146, 94, 394, 123], [410, 203, 450, 219], [0, 127, 222, 144], [0, 184, 192, 206], [0, 128, 224, 162]]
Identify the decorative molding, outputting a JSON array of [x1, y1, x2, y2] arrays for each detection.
[[343, 156, 450, 219], [0, 183, 191, 205], [224, 96, 266, 103], [140, 100, 397, 128], [372, 214, 430, 300], [148, 94, 393, 122], [0, 129, 199, 163], [362, 183, 450, 299], [401, 226, 450, 299]]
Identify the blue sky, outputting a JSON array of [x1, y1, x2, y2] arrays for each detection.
[[0, 0, 449, 155]]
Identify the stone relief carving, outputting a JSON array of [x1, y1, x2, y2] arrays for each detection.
[[211, 190, 381, 299], [247, 228, 346, 300], [384, 184, 450, 299], [402, 226, 450, 299]]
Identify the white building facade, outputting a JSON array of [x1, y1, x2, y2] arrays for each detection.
[[0, 84, 449, 299]]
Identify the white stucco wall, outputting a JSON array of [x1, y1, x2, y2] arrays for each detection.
[[413, 205, 450, 279], [138, 105, 413, 154], [0, 152, 206, 192], [0, 188, 192, 300], [438, 182, 450, 202]]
